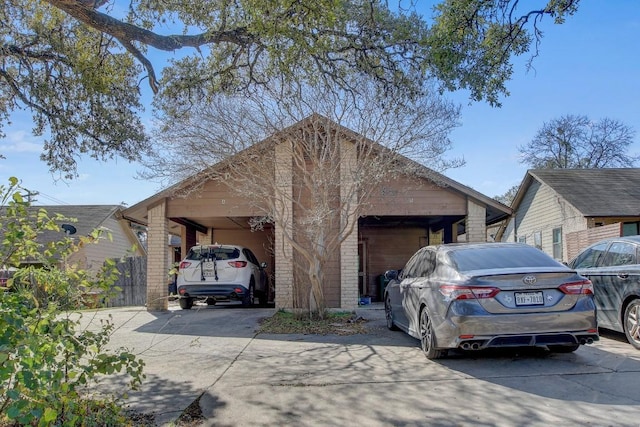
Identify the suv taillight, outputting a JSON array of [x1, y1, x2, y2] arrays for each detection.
[[228, 261, 247, 268], [179, 261, 192, 269]]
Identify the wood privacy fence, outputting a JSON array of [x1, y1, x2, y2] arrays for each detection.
[[106, 256, 147, 307], [565, 223, 623, 262]]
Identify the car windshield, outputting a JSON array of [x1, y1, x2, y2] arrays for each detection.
[[186, 246, 240, 261], [449, 246, 563, 272]]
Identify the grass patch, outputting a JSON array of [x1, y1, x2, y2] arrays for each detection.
[[258, 310, 367, 335]]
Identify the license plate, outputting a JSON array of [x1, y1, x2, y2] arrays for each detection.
[[203, 262, 216, 277], [515, 291, 544, 306]]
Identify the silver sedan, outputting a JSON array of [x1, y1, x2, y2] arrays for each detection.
[[384, 242, 599, 359]]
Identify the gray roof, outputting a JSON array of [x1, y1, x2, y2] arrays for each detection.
[[27, 205, 123, 246], [529, 168, 640, 217], [1, 205, 123, 249], [0, 204, 124, 264]]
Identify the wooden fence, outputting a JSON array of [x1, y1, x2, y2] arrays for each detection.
[[565, 223, 623, 262], [106, 256, 147, 307]]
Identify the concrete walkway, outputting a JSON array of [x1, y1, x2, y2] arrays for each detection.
[[82, 302, 640, 426]]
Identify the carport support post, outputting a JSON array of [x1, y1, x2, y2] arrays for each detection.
[[274, 142, 294, 309], [466, 199, 487, 243], [146, 200, 169, 311], [340, 140, 359, 310]]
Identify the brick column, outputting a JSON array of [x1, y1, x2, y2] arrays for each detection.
[[274, 142, 293, 309], [340, 141, 359, 310], [466, 199, 487, 243], [147, 200, 169, 311]]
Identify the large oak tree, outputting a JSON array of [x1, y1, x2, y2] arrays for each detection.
[[1, 0, 580, 177]]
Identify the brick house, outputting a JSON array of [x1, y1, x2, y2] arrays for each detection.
[[122, 117, 511, 311]]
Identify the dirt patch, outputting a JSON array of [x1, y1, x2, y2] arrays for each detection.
[[257, 310, 368, 335]]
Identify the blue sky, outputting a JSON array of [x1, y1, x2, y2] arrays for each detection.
[[1, 1, 639, 206]]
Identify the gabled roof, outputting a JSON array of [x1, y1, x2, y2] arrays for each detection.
[[123, 115, 511, 225], [513, 168, 640, 217], [30, 205, 124, 246]]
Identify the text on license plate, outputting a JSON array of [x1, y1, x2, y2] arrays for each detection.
[[203, 262, 216, 277], [515, 291, 544, 306]]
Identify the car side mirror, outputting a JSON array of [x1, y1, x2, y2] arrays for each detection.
[[384, 270, 398, 280], [260, 262, 267, 269]]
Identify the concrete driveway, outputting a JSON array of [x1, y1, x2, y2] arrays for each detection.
[[83, 302, 640, 426]]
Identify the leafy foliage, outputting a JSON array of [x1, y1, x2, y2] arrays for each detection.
[[427, 0, 580, 106], [2, 1, 581, 177], [0, 177, 145, 426], [518, 115, 638, 169]]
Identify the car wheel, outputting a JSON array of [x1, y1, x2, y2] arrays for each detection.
[[242, 280, 255, 307], [548, 344, 580, 353], [623, 298, 640, 349], [419, 307, 446, 360], [179, 297, 193, 310], [384, 295, 398, 331]]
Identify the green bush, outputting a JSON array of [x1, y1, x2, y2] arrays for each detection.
[[0, 177, 145, 426]]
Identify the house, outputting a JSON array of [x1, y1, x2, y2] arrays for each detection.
[[22, 205, 145, 273], [500, 169, 640, 262], [122, 117, 511, 311]]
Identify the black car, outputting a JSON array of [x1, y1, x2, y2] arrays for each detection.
[[569, 235, 640, 349]]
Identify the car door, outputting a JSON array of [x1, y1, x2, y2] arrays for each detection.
[[401, 248, 435, 335], [594, 242, 640, 331], [392, 253, 422, 330], [572, 242, 611, 326]]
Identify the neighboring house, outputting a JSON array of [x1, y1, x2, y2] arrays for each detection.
[[22, 205, 145, 273], [500, 169, 640, 262], [123, 116, 511, 311]]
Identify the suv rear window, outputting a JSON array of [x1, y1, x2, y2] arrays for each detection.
[[186, 246, 240, 261]]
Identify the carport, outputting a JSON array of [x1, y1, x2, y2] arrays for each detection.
[[122, 175, 509, 312], [122, 119, 510, 312]]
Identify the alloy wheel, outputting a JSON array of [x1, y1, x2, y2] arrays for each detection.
[[385, 296, 397, 330], [624, 299, 640, 349], [419, 308, 445, 359]]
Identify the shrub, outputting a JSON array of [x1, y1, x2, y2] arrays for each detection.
[[0, 177, 145, 426]]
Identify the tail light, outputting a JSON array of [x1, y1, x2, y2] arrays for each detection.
[[439, 285, 499, 300], [228, 261, 248, 268], [559, 279, 593, 295], [179, 261, 192, 269]]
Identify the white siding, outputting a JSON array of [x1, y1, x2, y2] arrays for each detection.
[[502, 179, 587, 262], [82, 218, 141, 273]]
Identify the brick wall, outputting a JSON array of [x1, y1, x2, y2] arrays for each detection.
[[146, 201, 169, 311], [274, 143, 294, 309], [466, 199, 487, 243], [340, 141, 358, 309]]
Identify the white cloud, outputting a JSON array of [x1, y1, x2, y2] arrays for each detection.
[[1, 129, 42, 153]]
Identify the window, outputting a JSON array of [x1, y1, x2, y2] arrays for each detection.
[[518, 236, 526, 244], [623, 222, 639, 236], [402, 248, 435, 278], [552, 228, 563, 260], [603, 242, 637, 267], [571, 242, 608, 269], [533, 231, 542, 250]]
